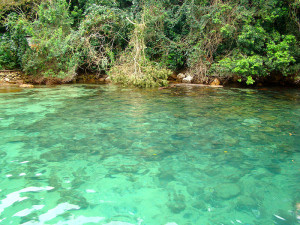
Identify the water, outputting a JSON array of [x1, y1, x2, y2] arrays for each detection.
[[0, 84, 299, 225]]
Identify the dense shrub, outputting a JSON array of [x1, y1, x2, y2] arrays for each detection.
[[110, 18, 171, 88], [0, 0, 299, 86], [0, 13, 29, 70]]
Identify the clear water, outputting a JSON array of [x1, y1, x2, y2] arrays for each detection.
[[0, 84, 299, 225]]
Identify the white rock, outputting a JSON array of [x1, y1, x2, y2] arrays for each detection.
[[182, 75, 193, 83]]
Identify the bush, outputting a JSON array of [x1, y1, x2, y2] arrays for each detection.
[[266, 35, 297, 76], [16, 0, 79, 80], [0, 0, 299, 86], [109, 17, 171, 88], [72, 4, 130, 72], [0, 13, 29, 70], [0, 34, 19, 70], [110, 62, 170, 88]]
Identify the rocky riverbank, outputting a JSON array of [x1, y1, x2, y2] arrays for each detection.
[[1, 70, 299, 88], [0, 71, 35, 88], [170, 72, 300, 88], [0, 70, 23, 84]]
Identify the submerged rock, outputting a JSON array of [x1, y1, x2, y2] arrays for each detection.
[[158, 172, 176, 186], [215, 183, 241, 199], [167, 192, 186, 214], [187, 185, 204, 197], [40, 149, 67, 162], [191, 200, 207, 211], [242, 118, 261, 126], [265, 164, 281, 174], [112, 164, 140, 174], [235, 195, 257, 211], [58, 190, 89, 209], [0, 150, 7, 158], [48, 174, 62, 190], [139, 147, 164, 161]]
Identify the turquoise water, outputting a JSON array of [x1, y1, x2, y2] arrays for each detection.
[[0, 84, 299, 225]]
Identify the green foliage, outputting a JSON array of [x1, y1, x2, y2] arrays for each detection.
[[217, 33, 298, 81], [218, 54, 267, 77], [0, 0, 40, 25], [0, 13, 29, 70], [0, 0, 299, 86], [266, 35, 297, 75], [18, 0, 78, 80], [73, 5, 130, 71], [2, 0, 130, 80], [110, 62, 171, 88], [246, 76, 255, 85], [237, 25, 267, 55], [0, 34, 18, 69], [110, 18, 171, 88]]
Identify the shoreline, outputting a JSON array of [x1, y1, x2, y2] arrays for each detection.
[[0, 70, 299, 89]]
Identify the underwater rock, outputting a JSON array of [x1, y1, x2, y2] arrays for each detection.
[[48, 175, 62, 190], [215, 183, 241, 199], [265, 164, 281, 174], [171, 131, 194, 140], [235, 195, 257, 211], [71, 177, 85, 189], [0, 150, 7, 158], [258, 115, 277, 121], [29, 159, 47, 167], [167, 192, 186, 214], [158, 172, 176, 186], [40, 149, 67, 162], [217, 151, 246, 168], [191, 199, 207, 211], [112, 164, 139, 174], [250, 134, 261, 142], [71, 168, 89, 188], [205, 168, 220, 177], [224, 135, 238, 146], [259, 127, 276, 132], [20, 212, 39, 224], [139, 147, 164, 161], [187, 186, 204, 197], [58, 190, 89, 209], [242, 118, 261, 126]]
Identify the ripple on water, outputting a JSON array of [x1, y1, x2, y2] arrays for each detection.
[[0, 85, 299, 224]]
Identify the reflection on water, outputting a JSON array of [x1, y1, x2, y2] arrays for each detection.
[[0, 84, 299, 224]]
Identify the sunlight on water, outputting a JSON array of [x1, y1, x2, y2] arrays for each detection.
[[0, 84, 299, 224]]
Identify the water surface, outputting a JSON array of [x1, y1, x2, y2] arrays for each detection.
[[0, 84, 299, 225]]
